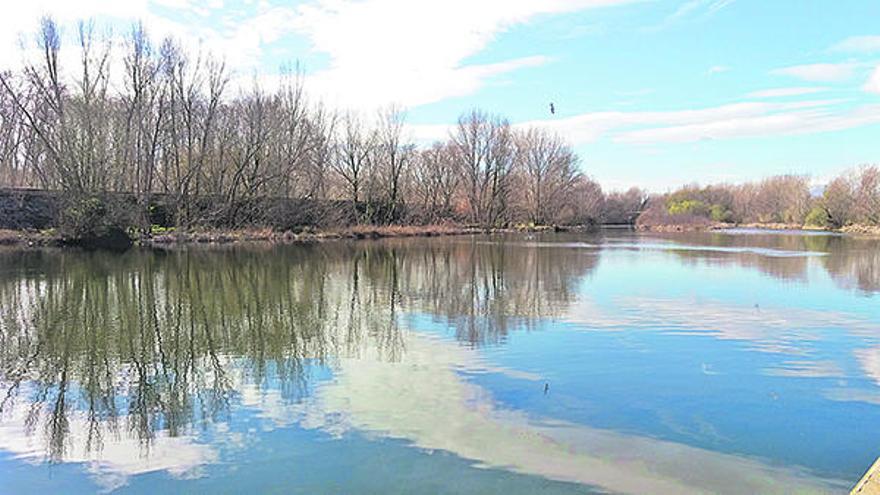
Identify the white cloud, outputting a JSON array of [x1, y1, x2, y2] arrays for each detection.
[[3, 3, 290, 59], [667, 0, 705, 21], [566, 295, 875, 354], [411, 96, 880, 147], [290, 0, 639, 109], [668, 0, 735, 21], [746, 86, 829, 98], [408, 123, 455, 144], [855, 347, 880, 386], [0, 384, 216, 491], [707, 65, 730, 75], [613, 102, 880, 144], [864, 65, 880, 94], [412, 99, 878, 146], [0, 1, 149, 69], [0, 0, 640, 110], [140, 2, 302, 72], [651, 0, 735, 31], [831, 35, 880, 54], [285, 331, 843, 495], [772, 62, 860, 83]]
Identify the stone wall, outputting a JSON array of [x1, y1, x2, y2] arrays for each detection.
[[0, 189, 58, 230], [0, 188, 399, 230]]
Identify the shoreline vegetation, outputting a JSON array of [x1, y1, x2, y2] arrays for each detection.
[[3, 221, 880, 249], [636, 222, 880, 237], [0, 223, 590, 248], [0, 18, 877, 250], [0, 18, 642, 250], [634, 167, 880, 236]]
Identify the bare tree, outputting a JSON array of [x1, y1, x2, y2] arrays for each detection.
[[853, 165, 880, 225], [331, 112, 374, 223], [409, 142, 460, 223], [516, 127, 580, 225], [118, 22, 167, 232], [0, 76, 32, 187], [567, 176, 604, 225], [301, 103, 336, 202], [270, 67, 314, 200], [602, 187, 647, 225], [373, 105, 411, 223], [7, 16, 876, 238], [821, 175, 856, 228], [753, 175, 810, 224], [0, 18, 112, 195], [451, 110, 516, 228], [158, 38, 228, 226]]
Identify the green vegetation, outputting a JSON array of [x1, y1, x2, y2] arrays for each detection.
[[638, 171, 880, 231], [805, 206, 830, 227], [667, 199, 708, 216], [709, 204, 733, 222], [665, 198, 733, 222], [150, 224, 175, 235]]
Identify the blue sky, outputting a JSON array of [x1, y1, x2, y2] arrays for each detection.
[[2, 0, 879, 190]]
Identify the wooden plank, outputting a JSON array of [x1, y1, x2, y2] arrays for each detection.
[[852, 457, 880, 495]]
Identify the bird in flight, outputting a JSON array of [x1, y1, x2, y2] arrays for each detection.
[[549, 102, 556, 115]]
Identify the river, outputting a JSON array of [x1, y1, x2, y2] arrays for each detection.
[[1, 230, 878, 494]]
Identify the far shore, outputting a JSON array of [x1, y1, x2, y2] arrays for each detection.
[[637, 222, 880, 237]]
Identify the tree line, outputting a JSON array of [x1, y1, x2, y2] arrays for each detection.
[[637, 167, 880, 230], [0, 18, 649, 240], [2, 18, 876, 241]]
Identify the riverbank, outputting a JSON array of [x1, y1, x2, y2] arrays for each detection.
[[0, 224, 535, 248], [5, 221, 879, 249], [145, 224, 487, 245], [636, 222, 880, 237], [717, 222, 880, 237], [0, 229, 60, 246], [0, 225, 483, 248]]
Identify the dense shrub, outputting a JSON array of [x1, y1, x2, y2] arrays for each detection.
[[710, 204, 733, 222], [805, 206, 830, 228], [58, 196, 133, 249], [667, 199, 708, 216]]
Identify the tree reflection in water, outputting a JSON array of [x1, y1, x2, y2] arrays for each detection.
[[0, 230, 875, 493], [0, 236, 600, 463], [646, 230, 880, 293]]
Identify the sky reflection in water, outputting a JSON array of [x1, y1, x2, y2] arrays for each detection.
[[0, 230, 878, 494]]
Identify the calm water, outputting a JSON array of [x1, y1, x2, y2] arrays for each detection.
[[1, 230, 879, 494]]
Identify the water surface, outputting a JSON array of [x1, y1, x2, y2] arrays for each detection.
[[1, 230, 879, 494]]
